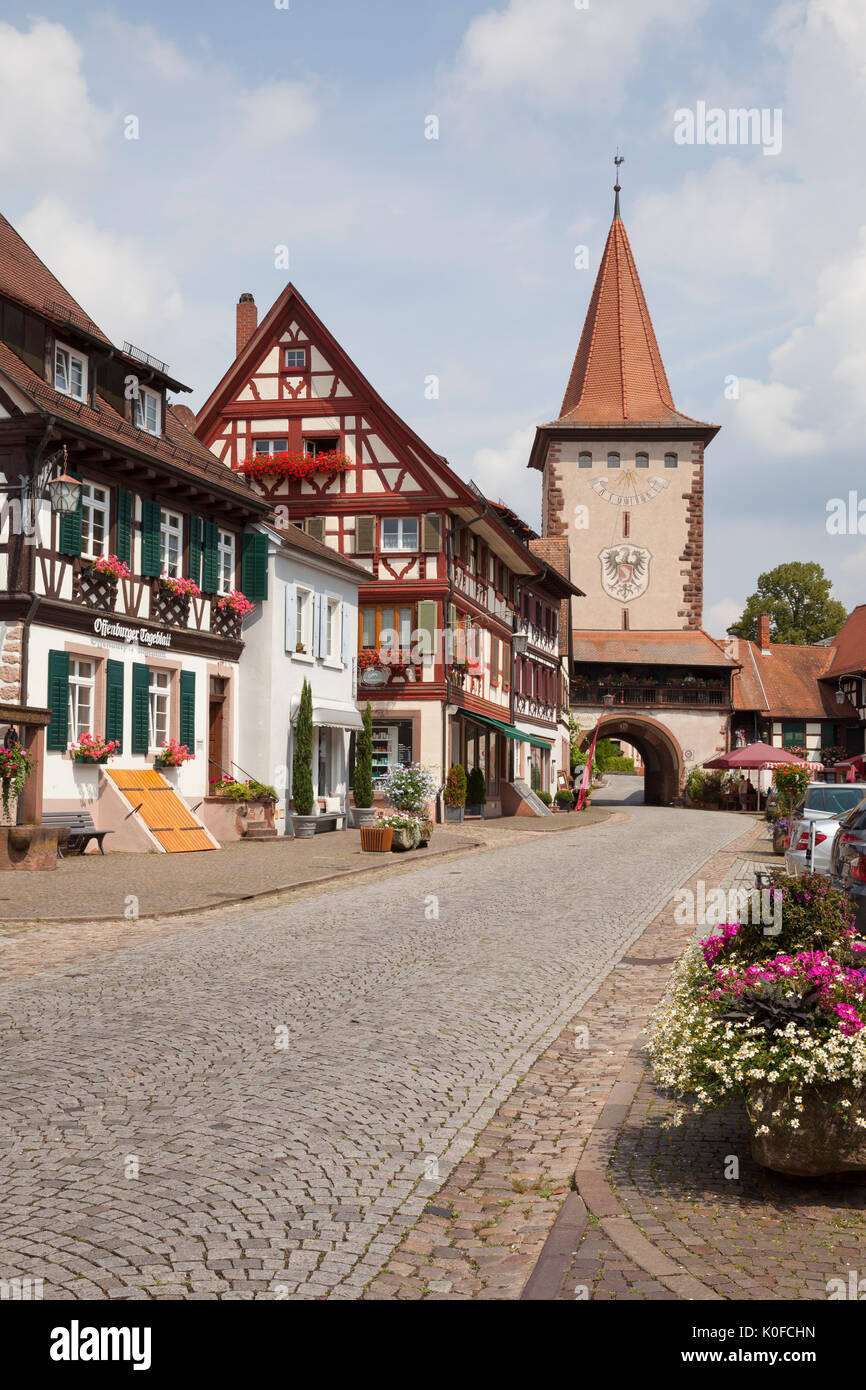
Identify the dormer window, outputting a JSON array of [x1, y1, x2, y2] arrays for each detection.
[[134, 385, 161, 435], [284, 348, 306, 370], [54, 342, 87, 401]]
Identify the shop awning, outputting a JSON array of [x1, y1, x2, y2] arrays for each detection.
[[460, 709, 553, 750], [290, 697, 364, 731]]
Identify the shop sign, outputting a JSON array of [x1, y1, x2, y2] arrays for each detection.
[[93, 617, 172, 648]]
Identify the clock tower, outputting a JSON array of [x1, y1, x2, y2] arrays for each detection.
[[528, 175, 718, 632]]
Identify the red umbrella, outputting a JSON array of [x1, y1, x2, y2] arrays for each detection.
[[703, 741, 810, 770]]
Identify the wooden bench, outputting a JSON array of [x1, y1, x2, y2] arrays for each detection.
[[41, 811, 113, 857]]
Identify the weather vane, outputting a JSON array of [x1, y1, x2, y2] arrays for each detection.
[[614, 149, 624, 216]]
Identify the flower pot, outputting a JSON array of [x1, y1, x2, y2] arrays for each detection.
[[443, 804, 465, 823], [359, 823, 393, 853], [417, 817, 433, 847], [749, 1083, 866, 1177], [351, 806, 376, 828], [291, 814, 319, 839], [390, 825, 420, 852]]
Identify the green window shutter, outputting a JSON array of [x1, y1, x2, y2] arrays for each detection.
[[141, 498, 161, 577], [58, 470, 83, 557], [188, 514, 202, 587], [241, 530, 269, 602], [116, 488, 133, 568], [416, 599, 437, 663], [131, 663, 150, 754], [46, 649, 70, 750], [105, 659, 124, 751], [179, 670, 195, 749], [201, 519, 219, 593], [354, 515, 376, 554], [421, 513, 443, 553]]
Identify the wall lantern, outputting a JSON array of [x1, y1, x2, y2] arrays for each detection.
[[47, 471, 82, 514], [512, 633, 529, 657]]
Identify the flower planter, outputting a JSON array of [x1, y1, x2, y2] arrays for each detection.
[[351, 806, 375, 828], [443, 805, 465, 823], [772, 831, 787, 856], [417, 818, 433, 847], [73, 756, 110, 766], [290, 814, 319, 839], [749, 1083, 866, 1177], [390, 824, 420, 852], [359, 823, 393, 853]]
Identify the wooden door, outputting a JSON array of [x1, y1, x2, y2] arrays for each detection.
[[208, 697, 224, 782]]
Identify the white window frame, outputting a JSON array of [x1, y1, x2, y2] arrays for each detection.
[[303, 436, 339, 459], [80, 483, 109, 559], [284, 348, 307, 370], [160, 510, 183, 578], [295, 585, 313, 656], [68, 659, 95, 742], [148, 668, 171, 751], [217, 530, 235, 596], [54, 341, 88, 402], [253, 438, 288, 456], [325, 596, 341, 663], [134, 386, 161, 435], [381, 517, 419, 553]]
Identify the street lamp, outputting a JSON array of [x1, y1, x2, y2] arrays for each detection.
[[47, 470, 82, 514], [512, 632, 529, 656]]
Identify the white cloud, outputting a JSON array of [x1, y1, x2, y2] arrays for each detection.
[[0, 21, 108, 175], [17, 197, 183, 350], [469, 425, 539, 524], [732, 377, 824, 457], [236, 83, 319, 144], [451, 0, 704, 111], [704, 597, 744, 636]]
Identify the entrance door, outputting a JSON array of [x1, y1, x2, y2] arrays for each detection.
[[209, 677, 227, 782]]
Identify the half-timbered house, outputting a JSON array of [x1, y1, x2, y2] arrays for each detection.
[[196, 287, 583, 812], [0, 213, 272, 848]]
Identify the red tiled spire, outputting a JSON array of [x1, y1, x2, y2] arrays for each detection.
[[558, 191, 685, 427]]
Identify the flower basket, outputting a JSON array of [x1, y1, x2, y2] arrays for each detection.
[[359, 823, 393, 853], [749, 1083, 866, 1177]]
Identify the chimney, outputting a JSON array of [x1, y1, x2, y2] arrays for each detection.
[[757, 613, 771, 654], [236, 293, 257, 357]]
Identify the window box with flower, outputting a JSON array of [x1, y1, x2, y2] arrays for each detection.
[[237, 449, 353, 484], [70, 733, 121, 765], [155, 739, 193, 768]]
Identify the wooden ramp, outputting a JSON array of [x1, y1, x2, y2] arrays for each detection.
[[103, 769, 216, 852]]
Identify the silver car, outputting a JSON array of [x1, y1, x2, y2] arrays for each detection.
[[784, 782, 866, 877]]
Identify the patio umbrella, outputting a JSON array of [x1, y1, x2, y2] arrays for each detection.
[[702, 742, 810, 770]]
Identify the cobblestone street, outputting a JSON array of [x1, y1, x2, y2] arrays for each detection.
[[0, 792, 744, 1300]]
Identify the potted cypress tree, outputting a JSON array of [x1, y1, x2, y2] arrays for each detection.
[[352, 702, 375, 827], [466, 767, 486, 818], [290, 678, 318, 838], [443, 764, 467, 822]]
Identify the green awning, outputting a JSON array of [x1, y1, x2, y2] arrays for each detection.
[[458, 709, 553, 750]]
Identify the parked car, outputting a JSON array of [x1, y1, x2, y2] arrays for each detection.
[[784, 783, 866, 877], [830, 797, 866, 934]]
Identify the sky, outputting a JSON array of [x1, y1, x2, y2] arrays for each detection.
[[0, 0, 863, 634]]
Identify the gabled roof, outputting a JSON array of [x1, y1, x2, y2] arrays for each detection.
[[0, 212, 112, 347], [728, 639, 840, 718], [554, 194, 713, 432], [823, 605, 866, 679], [573, 629, 735, 667], [0, 340, 267, 509]]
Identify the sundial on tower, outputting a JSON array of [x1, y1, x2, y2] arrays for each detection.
[[589, 471, 671, 507]]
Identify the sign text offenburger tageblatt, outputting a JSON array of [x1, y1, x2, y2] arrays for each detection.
[[93, 617, 172, 648]]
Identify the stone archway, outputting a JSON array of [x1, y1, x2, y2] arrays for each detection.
[[582, 712, 684, 806]]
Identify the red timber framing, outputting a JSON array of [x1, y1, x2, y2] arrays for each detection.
[[196, 284, 583, 737]]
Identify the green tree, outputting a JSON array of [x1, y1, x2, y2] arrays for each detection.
[[467, 767, 487, 806], [727, 562, 846, 645], [292, 678, 314, 815], [353, 701, 373, 808]]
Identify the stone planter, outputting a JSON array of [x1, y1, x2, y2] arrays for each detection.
[[290, 814, 319, 839], [417, 817, 433, 847], [749, 1083, 866, 1177], [359, 823, 393, 853], [443, 804, 464, 823], [391, 824, 421, 852], [772, 830, 787, 855], [0, 824, 59, 870], [351, 805, 376, 828]]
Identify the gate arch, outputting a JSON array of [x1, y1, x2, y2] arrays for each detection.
[[583, 713, 684, 806]]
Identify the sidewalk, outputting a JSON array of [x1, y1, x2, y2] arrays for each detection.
[[363, 813, 834, 1301]]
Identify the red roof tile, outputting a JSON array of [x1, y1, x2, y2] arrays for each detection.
[[730, 639, 839, 718], [573, 629, 735, 667], [823, 605, 866, 678]]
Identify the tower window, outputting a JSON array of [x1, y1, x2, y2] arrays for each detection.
[[622, 609, 629, 630], [664, 452, 678, 468], [578, 452, 592, 469], [607, 452, 620, 469], [622, 511, 630, 538], [635, 452, 649, 468]]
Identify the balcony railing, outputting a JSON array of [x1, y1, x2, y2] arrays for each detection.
[[570, 681, 728, 708], [513, 692, 557, 722]]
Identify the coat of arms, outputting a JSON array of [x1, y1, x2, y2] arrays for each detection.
[[600, 545, 651, 602]]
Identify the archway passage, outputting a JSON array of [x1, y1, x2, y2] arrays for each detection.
[[581, 713, 684, 806]]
